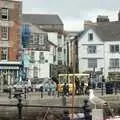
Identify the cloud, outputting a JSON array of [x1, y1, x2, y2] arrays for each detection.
[[63, 19, 84, 31], [22, 0, 120, 30]]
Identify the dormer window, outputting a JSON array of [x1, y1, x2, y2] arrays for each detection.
[[88, 33, 93, 41]]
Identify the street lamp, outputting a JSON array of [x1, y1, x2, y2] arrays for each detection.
[[100, 67, 104, 96]]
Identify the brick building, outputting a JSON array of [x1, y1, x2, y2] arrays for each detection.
[[0, 0, 22, 86]]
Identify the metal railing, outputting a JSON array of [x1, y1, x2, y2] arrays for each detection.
[[0, 93, 92, 120]]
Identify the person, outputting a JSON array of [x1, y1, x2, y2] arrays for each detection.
[[48, 81, 52, 96], [63, 83, 68, 96], [40, 86, 43, 98], [24, 86, 27, 99], [51, 81, 56, 96]]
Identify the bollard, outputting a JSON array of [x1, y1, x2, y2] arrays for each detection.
[[17, 95, 23, 120], [83, 99, 92, 120]]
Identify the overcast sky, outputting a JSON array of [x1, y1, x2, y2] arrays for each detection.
[[22, 0, 120, 31]]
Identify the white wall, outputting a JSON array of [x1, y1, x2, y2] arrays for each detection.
[[104, 41, 120, 78], [78, 29, 120, 79], [78, 29, 104, 73], [48, 32, 65, 64], [28, 50, 50, 79], [48, 32, 58, 45]]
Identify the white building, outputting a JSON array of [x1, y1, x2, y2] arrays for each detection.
[[48, 32, 65, 65], [78, 21, 120, 80], [22, 23, 57, 80], [22, 14, 65, 66]]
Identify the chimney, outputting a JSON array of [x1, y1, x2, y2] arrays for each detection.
[[118, 10, 120, 21], [84, 20, 97, 30], [96, 15, 109, 23]]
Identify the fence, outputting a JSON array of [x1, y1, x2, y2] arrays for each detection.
[[0, 94, 92, 120]]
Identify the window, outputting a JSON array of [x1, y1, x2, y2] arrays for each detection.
[[110, 45, 119, 53], [87, 46, 96, 54], [1, 27, 8, 40], [1, 48, 8, 60], [58, 39, 62, 45], [39, 35, 44, 45], [33, 33, 39, 44], [58, 34, 62, 39], [53, 55, 56, 62], [88, 59, 97, 68], [58, 47, 62, 52], [58, 60, 62, 65], [1, 8, 8, 20], [33, 67, 38, 78], [30, 51, 34, 62], [64, 49, 66, 54], [39, 52, 44, 63], [88, 33, 93, 41], [30, 34, 34, 44], [109, 59, 119, 68]]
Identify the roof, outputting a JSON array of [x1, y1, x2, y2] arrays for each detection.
[[71, 31, 85, 41], [22, 14, 63, 25], [87, 21, 120, 41], [22, 23, 46, 33]]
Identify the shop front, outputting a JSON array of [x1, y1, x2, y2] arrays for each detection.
[[0, 61, 22, 85]]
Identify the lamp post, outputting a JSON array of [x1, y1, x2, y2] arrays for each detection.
[[101, 68, 104, 96]]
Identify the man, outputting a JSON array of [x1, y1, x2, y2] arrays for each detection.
[[63, 83, 67, 96], [40, 86, 43, 98]]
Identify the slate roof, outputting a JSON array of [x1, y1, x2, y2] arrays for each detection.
[[89, 21, 120, 41], [22, 14, 63, 25]]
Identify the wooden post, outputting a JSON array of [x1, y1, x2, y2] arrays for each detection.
[[71, 75, 75, 120], [71, 42, 76, 120]]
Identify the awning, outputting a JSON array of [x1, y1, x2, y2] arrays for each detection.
[[0, 66, 19, 70]]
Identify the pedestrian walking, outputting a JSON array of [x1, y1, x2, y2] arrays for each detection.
[[63, 83, 68, 96], [51, 81, 56, 96], [24, 86, 28, 99], [48, 81, 52, 96], [40, 86, 43, 98]]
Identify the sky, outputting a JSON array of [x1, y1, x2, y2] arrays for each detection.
[[21, 0, 120, 31]]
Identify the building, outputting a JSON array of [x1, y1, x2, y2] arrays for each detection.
[[22, 23, 57, 80], [64, 31, 80, 73], [22, 14, 65, 65], [22, 14, 65, 76], [0, 0, 22, 86], [78, 21, 120, 81]]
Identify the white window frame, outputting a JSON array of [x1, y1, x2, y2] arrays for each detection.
[[88, 59, 97, 68], [1, 8, 8, 20], [110, 45, 119, 53], [39, 52, 44, 63], [88, 33, 93, 41], [1, 27, 8, 40], [1, 47, 8, 60], [30, 51, 35, 62], [87, 45, 96, 54], [39, 35, 44, 45], [109, 58, 119, 68], [33, 66, 38, 78]]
